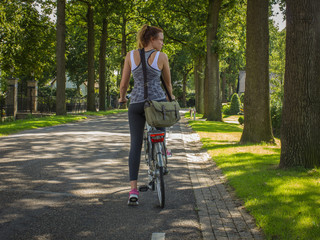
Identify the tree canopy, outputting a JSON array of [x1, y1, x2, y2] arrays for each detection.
[[0, 0, 56, 84], [1, 0, 285, 104]]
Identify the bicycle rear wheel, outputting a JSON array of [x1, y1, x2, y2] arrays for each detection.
[[153, 143, 165, 208], [156, 166, 165, 208]]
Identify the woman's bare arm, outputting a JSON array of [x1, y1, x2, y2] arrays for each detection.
[[119, 52, 131, 103], [160, 53, 175, 100]]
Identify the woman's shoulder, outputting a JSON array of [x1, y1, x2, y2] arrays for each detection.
[[125, 49, 139, 59], [158, 52, 169, 62], [126, 49, 139, 54], [131, 49, 141, 56]]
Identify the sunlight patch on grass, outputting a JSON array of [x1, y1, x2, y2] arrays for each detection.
[[80, 109, 128, 116], [200, 132, 242, 142], [0, 115, 87, 136], [188, 119, 320, 240], [0, 109, 127, 137], [184, 112, 203, 119], [190, 120, 242, 133]]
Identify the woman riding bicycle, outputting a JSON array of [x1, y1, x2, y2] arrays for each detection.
[[119, 24, 174, 206]]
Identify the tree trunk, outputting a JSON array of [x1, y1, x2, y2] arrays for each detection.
[[106, 82, 110, 108], [194, 59, 199, 111], [206, 0, 222, 121], [198, 57, 205, 114], [87, 4, 96, 112], [56, 0, 66, 115], [195, 56, 204, 113], [221, 72, 227, 103], [203, 57, 209, 118], [240, 0, 274, 143], [280, 0, 320, 168], [231, 84, 236, 96], [118, 16, 127, 88], [182, 74, 187, 108], [228, 85, 232, 98], [99, 18, 108, 111]]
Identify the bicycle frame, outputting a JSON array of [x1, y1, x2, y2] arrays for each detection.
[[144, 123, 166, 168]]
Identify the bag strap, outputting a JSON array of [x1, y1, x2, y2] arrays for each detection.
[[139, 48, 173, 102], [139, 48, 149, 100]]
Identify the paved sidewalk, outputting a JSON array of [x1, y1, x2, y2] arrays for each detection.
[[180, 117, 264, 240]]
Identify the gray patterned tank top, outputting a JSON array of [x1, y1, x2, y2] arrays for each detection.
[[130, 49, 166, 104]]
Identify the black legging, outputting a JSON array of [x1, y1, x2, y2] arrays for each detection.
[[128, 100, 165, 181]]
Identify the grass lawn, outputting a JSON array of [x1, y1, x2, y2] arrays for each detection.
[[0, 109, 128, 137], [0, 115, 87, 136], [184, 111, 241, 122], [188, 119, 320, 240], [78, 109, 128, 116]]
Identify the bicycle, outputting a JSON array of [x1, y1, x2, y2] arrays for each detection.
[[139, 122, 168, 208]]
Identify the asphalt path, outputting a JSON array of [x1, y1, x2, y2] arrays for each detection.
[[0, 113, 201, 240]]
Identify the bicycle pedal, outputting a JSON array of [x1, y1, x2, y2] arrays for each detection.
[[148, 181, 155, 191], [139, 185, 149, 192]]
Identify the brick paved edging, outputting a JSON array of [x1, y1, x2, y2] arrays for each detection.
[[180, 117, 264, 240]]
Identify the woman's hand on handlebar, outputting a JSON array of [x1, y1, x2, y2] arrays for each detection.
[[118, 98, 127, 104], [118, 98, 127, 109], [119, 94, 130, 104], [167, 94, 175, 101]]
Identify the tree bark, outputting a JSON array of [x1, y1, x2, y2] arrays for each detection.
[[206, 0, 222, 121], [106, 82, 110, 108], [99, 18, 108, 111], [118, 15, 127, 88], [203, 57, 209, 118], [87, 4, 96, 112], [240, 0, 274, 143], [280, 0, 320, 168], [198, 57, 205, 114], [194, 59, 199, 111], [56, 0, 66, 115], [182, 73, 187, 108], [228, 85, 232, 98], [194, 56, 204, 114], [221, 72, 227, 103]]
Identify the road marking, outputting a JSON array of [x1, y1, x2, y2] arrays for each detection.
[[151, 232, 165, 240]]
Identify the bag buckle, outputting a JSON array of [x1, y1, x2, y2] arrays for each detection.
[[162, 105, 166, 120]]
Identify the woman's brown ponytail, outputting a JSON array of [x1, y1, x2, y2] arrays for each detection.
[[137, 24, 163, 49]]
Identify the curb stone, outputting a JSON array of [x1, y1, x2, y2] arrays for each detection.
[[180, 117, 264, 240]]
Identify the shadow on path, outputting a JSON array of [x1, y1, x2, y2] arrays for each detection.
[[0, 113, 200, 240]]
